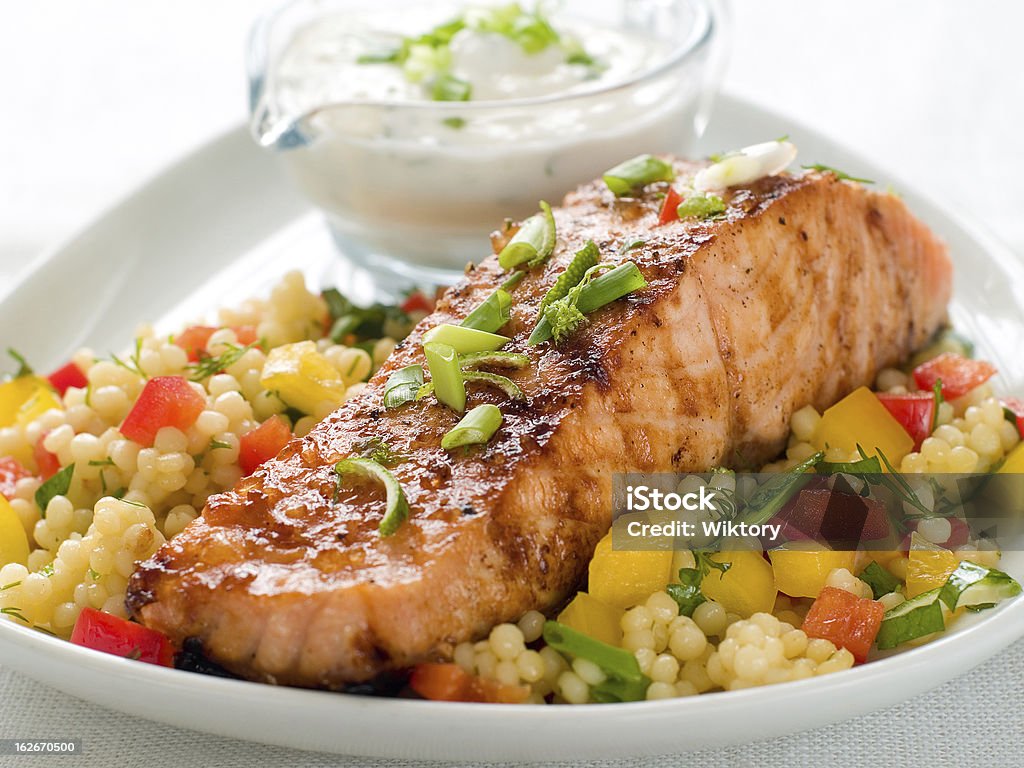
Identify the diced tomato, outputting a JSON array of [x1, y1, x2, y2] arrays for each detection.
[[876, 392, 936, 450], [233, 325, 260, 347], [912, 353, 996, 400], [46, 362, 87, 396], [33, 433, 61, 480], [409, 663, 529, 704], [239, 415, 292, 476], [776, 486, 890, 546], [0, 457, 31, 501], [802, 586, 885, 664], [70, 607, 175, 666], [119, 376, 205, 447], [656, 187, 683, 226], [174, 326, 218, 363], [1002, 397, 1024, 438], [400, 291, 434, 315]]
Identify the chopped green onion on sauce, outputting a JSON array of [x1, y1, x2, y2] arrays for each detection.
[[498, 201, 556, 270], [677, 192, 726, 220], [602, 154, 675, 197], [423, 324, 510, 354], [530, 261, 647, 345], [335, 457, 410, 536], [432, 72, 472, 101], [383, 365, 424, 409], [458, 351, 530, 370], [461, 288, 512, 333], [417, 371, 524, 402], [441, 404, 503, 450], [423, 341, 466, 413]]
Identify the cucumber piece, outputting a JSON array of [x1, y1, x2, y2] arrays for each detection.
[[939, 560, 1022, 610], [876, 588, 945, 650]]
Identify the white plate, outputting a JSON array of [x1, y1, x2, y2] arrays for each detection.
[[1, 94, 1023, 760]]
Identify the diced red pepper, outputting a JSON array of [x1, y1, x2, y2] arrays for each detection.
[[802, 586, 884, 664], [912, 353, 996, 400], [409, 663, 529, 704], [0, 457, 31, 501], [656, 187, 683, 226], [33, 433, 61, 481], [238, 415, 292, 476], [119, 376, 205, 447], [70, 607, 175, 666], [876, 392, 936, 450], [400, 291, 434, 315], [1002, 397, 1024, 438], [46, 362, 88, 396], [173, 326, 218, 363]]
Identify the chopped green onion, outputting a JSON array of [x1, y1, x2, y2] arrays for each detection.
[[876, 587, 945, 650], [463, 371, 524, 400], [423, 341, 465, 413], [677, 192, 726, 219], [335, 457, 410, 537], [529, 262, 648, 345], [383, 365, 424, 409], [500, 271, 526, 292], [36, 464, 75, 516], [458, 351, 530, 370], [432, 72, 472, 101], [801, 164, 874, 184], [737, 451, 824, 527], [859, 561, 902, 600], [542, 621, 649, 702], [602, 154, 675, 197], [422, 324, 509, 354], [525, 241, 600, 347], [460, 288, 512, 333], [498, 201, 556, 270], [441, 404, 503, 450], [939, 561, 1021, 610]]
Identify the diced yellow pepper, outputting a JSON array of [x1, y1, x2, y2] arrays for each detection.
[[768, 544, 856, 598], [557, 592, 624, 646], [998, 443, 1024, 474], [812, 386, 914, 466], [0, 375, 51, 427], [701, 550, 777, 617], [0, 495, 29, 567], [15, 385, 61, 428], [905, 533, 959, 598], [588, 533, 674, 610], [260, 341, 348, 416]]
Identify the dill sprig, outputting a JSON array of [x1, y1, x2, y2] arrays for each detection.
[[188, 342, 255, 382]]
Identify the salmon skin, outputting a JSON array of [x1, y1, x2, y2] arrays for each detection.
[[127, 162, 952, 688]]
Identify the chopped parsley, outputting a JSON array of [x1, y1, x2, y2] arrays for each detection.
[[801, 164, 874, 184], [666, 552, 732, 617], [35, 464, 75, 516]]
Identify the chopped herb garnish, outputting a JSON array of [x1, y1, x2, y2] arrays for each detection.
[[932, 379, 944, 432], [535, 240, 600, 322], [602, 154, 675, 197], [0, 607, 30, 624], [432, 72, 471, 101], [417, 370, 525, 403], [88, 568, 101, 581], [88, 457, 115, 467], [442, 404, 503, 451], [110, 338, 148, 379], [383, 365, 425, 410], [335, 457, 411, 537], [326, 298, 412, 344], [498, 201, 556, 270], [801, 164, 874, 184], [209, 438, 232, 451], [458, 351, 530, 370], [188, 342, 255, 382], [677, 192, 726, 220], [865, 445, 930, 515], [356, 437, 406, 467], [6, 348, 33, 378], [859, 561, 902, 600], [0, 581, 22, 591], [666, 551, 731, 617], [422, 324, 509, 354], [442, 116, 466, 130], [38, 563, 54, 578], [35, 463, 74, 516], [736, 451, 824, 528]]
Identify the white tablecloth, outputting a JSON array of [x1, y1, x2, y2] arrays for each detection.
[[1, 1, 1023, 765]]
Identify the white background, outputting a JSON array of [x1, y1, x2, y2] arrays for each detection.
[[0, 1, 1023, 765]]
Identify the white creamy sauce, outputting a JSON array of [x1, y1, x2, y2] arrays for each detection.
[[257, 5, 708, 280]]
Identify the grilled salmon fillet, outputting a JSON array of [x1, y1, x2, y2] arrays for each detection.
[[127, 163, 952, 687]]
